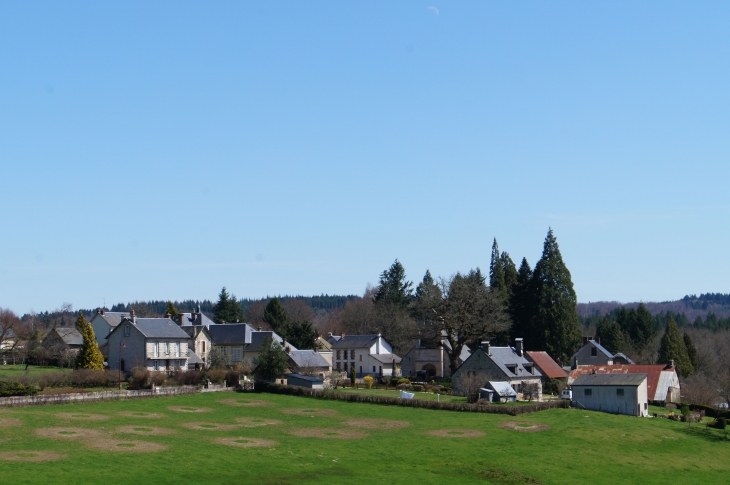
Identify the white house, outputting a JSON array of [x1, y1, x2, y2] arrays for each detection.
[[571, 373, 649, 417], [327, 333, 401, 377]]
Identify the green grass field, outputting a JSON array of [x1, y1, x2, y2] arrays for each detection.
[[0, 392, 728, 484], [0, 365, 72, 378]]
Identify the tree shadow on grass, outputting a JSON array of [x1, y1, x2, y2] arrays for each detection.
[[679, 425, 729, 443]]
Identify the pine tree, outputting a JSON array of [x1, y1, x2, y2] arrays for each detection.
[[658, 317, 693, 377], [74, 311, 104, 370], [374, 259, 414, 308], [530, 229, 582, 362], [288, 320, 318, 350], [253, 336, 289, 382], [264, 297, 288, 337], [501, 251, 518, 301], [631, 303, 655, 348], [165, 301, 179, 318], [683, 331, 698, 370], [489, 239, 506, 294], [595, 317, 625, 354], [509, 258, 534, 342], [213, 287, 243, 323]]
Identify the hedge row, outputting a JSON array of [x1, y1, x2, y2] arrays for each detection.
[[253, 383, 569, 415]]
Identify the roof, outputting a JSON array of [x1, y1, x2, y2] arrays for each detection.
[[94, 312, 130, 328], [130, 318, 191, 339], [245, 331, 296, 352], [178, 312, 216, 328], [371, 353, 402, 364], [288, 350, 330, 368], [208, 324, 253, 345], [572, 373, 648, 387], [572, 340, 613, 360], [477, 346, 543, 379], [613, 353, 636, 364], [286, 373, 324, 383], [526, 351, 568, 379], [187, 351, 203, 365], [53, 328, 83, 346], [569, 364, 677, 400], [487, 381, 517, 396], [328, 334, 380, 349]]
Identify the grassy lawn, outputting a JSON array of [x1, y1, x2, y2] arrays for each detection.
[[0, 364, 72, 378], [0, 392, 729, 485], [331, 387, 468, 403]]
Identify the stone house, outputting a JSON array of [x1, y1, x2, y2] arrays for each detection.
[[42, 328, 83, 353], [401, 338, 471, 379], [181, 325, 212, 369], [452, 339, 543, 401], [90, 309, 131, 347], [288, 349, 331, 376], [207, 323, 294, 365], [327, 333, 401, 377], [571, 373, 649, 416], [107, 312, 193, 373]]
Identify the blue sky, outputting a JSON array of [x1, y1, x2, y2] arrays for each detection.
[[1, 2, 729, 314]]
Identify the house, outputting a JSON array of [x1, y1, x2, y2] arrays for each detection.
[[568, 362, 680, 403], [181, 325, 212, 369], [90, 309, 131, 347], [571, 337, 616, 368], [207, 323, 295, 364], [480, 381, 518, 403], [286, 373, 325, 389], [452, 338, 543, 401], [526, 351, 568, 384], [571, 373, 649, 416], [175, 306, 217, 328], [401, 338, 471, 379], [288, 349, 331, 376], [42, 328, 83, 353], [107, 311, 193, 373], [327, 333, 401, 377]]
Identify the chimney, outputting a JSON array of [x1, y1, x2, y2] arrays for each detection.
[[341, 333, 345, 340], [481, 341, 491, 355], [97, 308, 101, 315], [574, 358, 578, 369], [165, 312, 171, 318], [327, 332, 333, 338], [515, 338, 524, 357], [669, 359, 674, 368], [583, 336, 589, 345], [101, 309, 105, 316], [591, 368, 596, 375], [596, 337, 601, 344], [130, 308, 136, 323]]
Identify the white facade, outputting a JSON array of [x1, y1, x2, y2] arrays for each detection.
[[330, 335, 400, 377], [571, 374, 649, 417]]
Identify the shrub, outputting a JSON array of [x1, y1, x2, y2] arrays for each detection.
[[173, 370, 203, 386], [0, 380, 38, 397], [71, 369, 118, 388], [396, 383, 412, 391], [206, 368, 227, 384], [225, 370, 240, 387], [412, 384, 424, 392], [148, 371, 167, 387], [128, 366, 150, 390], [363, 376, 374, 389], [397, 378, 411, 385]]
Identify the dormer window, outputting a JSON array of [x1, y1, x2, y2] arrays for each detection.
[[507, 364, 517, 374], [524, 364, 533, 374]]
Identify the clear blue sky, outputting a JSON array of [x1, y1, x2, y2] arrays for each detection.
[[1, 2, 729, 314]]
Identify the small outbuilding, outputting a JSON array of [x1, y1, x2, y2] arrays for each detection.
[[571, 373, 649, 417], [480, 381, 518, 402], [285, 373, 324, 389]]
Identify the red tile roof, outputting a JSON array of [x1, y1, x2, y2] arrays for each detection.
[[525, 351, 568, 379], [568, 364, 676, 401]]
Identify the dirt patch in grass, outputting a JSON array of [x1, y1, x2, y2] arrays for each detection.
[[218, 398, 269, 407], [86, 439, 167, 452], [479, 467, 544, 484], [344, 418, 410, 430], [235, 417, 283, 427], [36, 427, 104, 440], [215, 437, 278, 448], [289, 428, 367, 439], [0, 451, 66, 462], [181, 422, 240, 431], [119, 411, 166, 419], [116, 426, 174, 436], [168, 406, 212, 413], [427, 429, 485, 438], [499, 421, 550, 433], [281, 408, 338, 417], [0, 417, 22, 428], [55, 412, 108, 421]]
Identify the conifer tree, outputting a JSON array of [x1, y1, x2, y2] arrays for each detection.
[[288, 320, 318, 350], [501, 251, 518, 301], [683, 331, 698, 371], [658, 317, 693, 377], [489, 239, 506, 294], [253, 336, 288, 382], [264, 297, 288, 338], [595, 317, 626, 354], [631, 303, 655, 348], [530, 229, 582, 362], [374, 259, 413, 309], [74, 311, 104, 370], [213, 287, 243, 323], [165, 301, 179, 318], [508, 258, 534, 341]]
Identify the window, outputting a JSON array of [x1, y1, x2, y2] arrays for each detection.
[[232, 347, 243, 362], [343, 363, 348, 372], [153, 361, 159, 371], [202, 341, 206, 352], [616, 388, 624, 397], [373, 366, 376, 372], [124, 325, 130, 337], [175, 342, 180, 357], [350, 350, 355, 359], [359, 354, 362, 361], [591, 347, 597, 357], [336, 362, 341, 371], [584, 389, 592, 396], [336, 350, 341, 360], [153, 343, 159, 358], [164, 342, 170, 355], [644, 403, 648, 410]]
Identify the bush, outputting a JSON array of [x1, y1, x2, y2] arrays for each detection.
[[411, 384, 424, 392], [173, 370, 203, 386], [128, 367, 150, 390], [396, 383, 412, 391], [397, 378, 411, 385], [225, 370, 240, 387], [206, 368, 227, 384], [363, 376, 374, 389], [0, 380, 38, 397]]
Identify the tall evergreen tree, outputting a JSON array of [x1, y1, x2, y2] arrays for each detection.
[[501, 251, 518, 301], [658, 317, 693, 377], [212, 287, 243, 323], [508, 258, 534, 341], [374, 259, 413, 309], [489, 239, 506, 294], [595, 317, 625, 354], [165, 301, 179, 318], [287, 320, 318, 350], [683, 331, 698, 371], [74, 311, 104, 370], [264, 297, 288, 337], [631, 303, 655, 348], [530, 229, 582, 362], [253, 336, 289, 382]]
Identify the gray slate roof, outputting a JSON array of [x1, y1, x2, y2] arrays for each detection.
[[613, 352, 636, 364], [288, 350, 329, 368], [488, 381, 517, 397], [328, 334, 380, 349], [132, 318, 191, 339], [286, 373, 324, 383], [54, 328, 83, 346], [187, 351, 203, 365], [479, 347, 543, 379], [208, 324, 253, 345], [371, 353, 402, 364], [98, 312, 130, 328], [179, 312, 216, 328], [572, 373, 648, 386], [245, 331, 295, 352]]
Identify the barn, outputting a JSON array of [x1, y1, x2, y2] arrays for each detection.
[[571, 373, 649, 417]]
